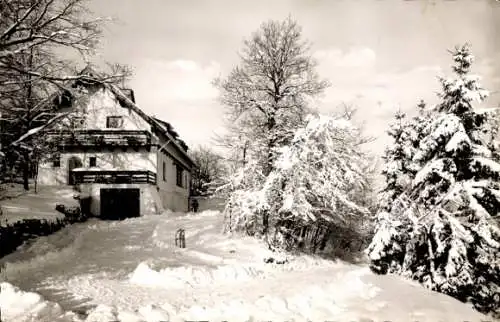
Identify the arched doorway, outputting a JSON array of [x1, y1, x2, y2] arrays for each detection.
[[67, 156, 83, 185]]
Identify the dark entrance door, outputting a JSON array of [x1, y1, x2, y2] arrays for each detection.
[[68, 156, 83, 185], [100, 188, 140, 220]]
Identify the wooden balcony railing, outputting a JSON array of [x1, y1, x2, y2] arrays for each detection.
[[70, 170, 157, 185], [45, 130, 152, 149]]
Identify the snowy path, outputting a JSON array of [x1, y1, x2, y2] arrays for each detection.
[[0, 210, 490, 321]]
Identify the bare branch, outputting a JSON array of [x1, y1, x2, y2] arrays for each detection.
[[10, 112, 70, 146], [215, 19, 329, 176], [0, 1, 40, 41]]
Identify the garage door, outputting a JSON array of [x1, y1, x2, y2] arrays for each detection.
[[100, 188, 140, 220]]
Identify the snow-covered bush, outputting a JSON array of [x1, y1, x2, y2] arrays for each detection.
[[368, 44, 500, 317], [221, 114, 372, 253], [218, 159, 268, 235]]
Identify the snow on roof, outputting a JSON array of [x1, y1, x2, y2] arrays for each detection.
[[71, 167, 150, 172], [72, 167, 118, 172], [152, 117, 176, 136], [107, 84, 195, 167], [151, 117, 189, 151], [9, 67, 195, 168]]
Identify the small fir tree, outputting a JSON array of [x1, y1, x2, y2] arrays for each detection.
[[379, 110, 413, 212]]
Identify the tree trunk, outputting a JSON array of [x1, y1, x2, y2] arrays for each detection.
[[262, 210, 269, 235], [22, 48, 34, 192], [264, 115, 277, 176], [34, 159, 39, 193], [242, 141, 248, 166], [262, 116, 277, 235], [311, 225, 322, 253], [22, 151, 29, 191], [319, 227, 330, 251]]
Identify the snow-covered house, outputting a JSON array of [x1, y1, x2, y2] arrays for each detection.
[[36, 68, 195, 218]]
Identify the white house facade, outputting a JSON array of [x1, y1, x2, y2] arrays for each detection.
[[36, 71, 195, 218]]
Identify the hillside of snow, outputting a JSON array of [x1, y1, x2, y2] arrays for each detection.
[[0, 210, 491, 321], [0, 185, 78, 227]]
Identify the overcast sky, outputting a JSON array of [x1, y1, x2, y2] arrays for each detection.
[[89, 0, 500, 155]]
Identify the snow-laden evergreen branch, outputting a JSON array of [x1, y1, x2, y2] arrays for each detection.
[[368, 44, 500, 317]]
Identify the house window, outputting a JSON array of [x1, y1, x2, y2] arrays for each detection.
[[162, 161, 166, 181], [89, 156, 96, 167], [176, 164, 183, 187], [52, 154, 61, 168], [71, 117, 85, 129], [106, 116, 123, 128]]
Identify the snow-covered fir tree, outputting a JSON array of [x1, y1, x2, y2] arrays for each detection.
[[379, 101, 434, 212], [407, 100, 434, 160], [484, 103, 500, 163], [368, 44, 500, 317], [379, 110, 412, 212], [370, 102, 434, 276]]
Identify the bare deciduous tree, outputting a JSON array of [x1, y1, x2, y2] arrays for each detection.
[[0, 0, 131, 189], [214, 17, 329, 234], [214, 17, 329, 176], [189, 146, 226, 197]]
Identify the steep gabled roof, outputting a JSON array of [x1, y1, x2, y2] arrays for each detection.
[[120, 88, 135, 104], [12, 67, 196, 169], [152, 117, 178, 138], [72, 66, 195, 168], [106, 84, 195, 168], [151, 117, 189, 151]]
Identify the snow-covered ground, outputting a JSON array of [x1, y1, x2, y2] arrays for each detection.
[[0, 210, 491, 321], [0, 185, 78, 226]]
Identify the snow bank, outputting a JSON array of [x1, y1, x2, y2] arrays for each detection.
[[129, 261, 269, 288], [2, 263, 489, 322], [0, 282, 81, 322], [182, 209, 221, 219], [1, 208, 491, 321], [1, 224, 88, 281], [78, 266, 382, 321], [0, 186, 78, 227], [128, 252, 347, 292]]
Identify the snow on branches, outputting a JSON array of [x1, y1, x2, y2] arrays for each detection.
[[269, 114, 369, 225], [368, 44, 500, 317], [379, 111, 413, 212], [379, 101, 434, 212], [221, 113, 371, 251]]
